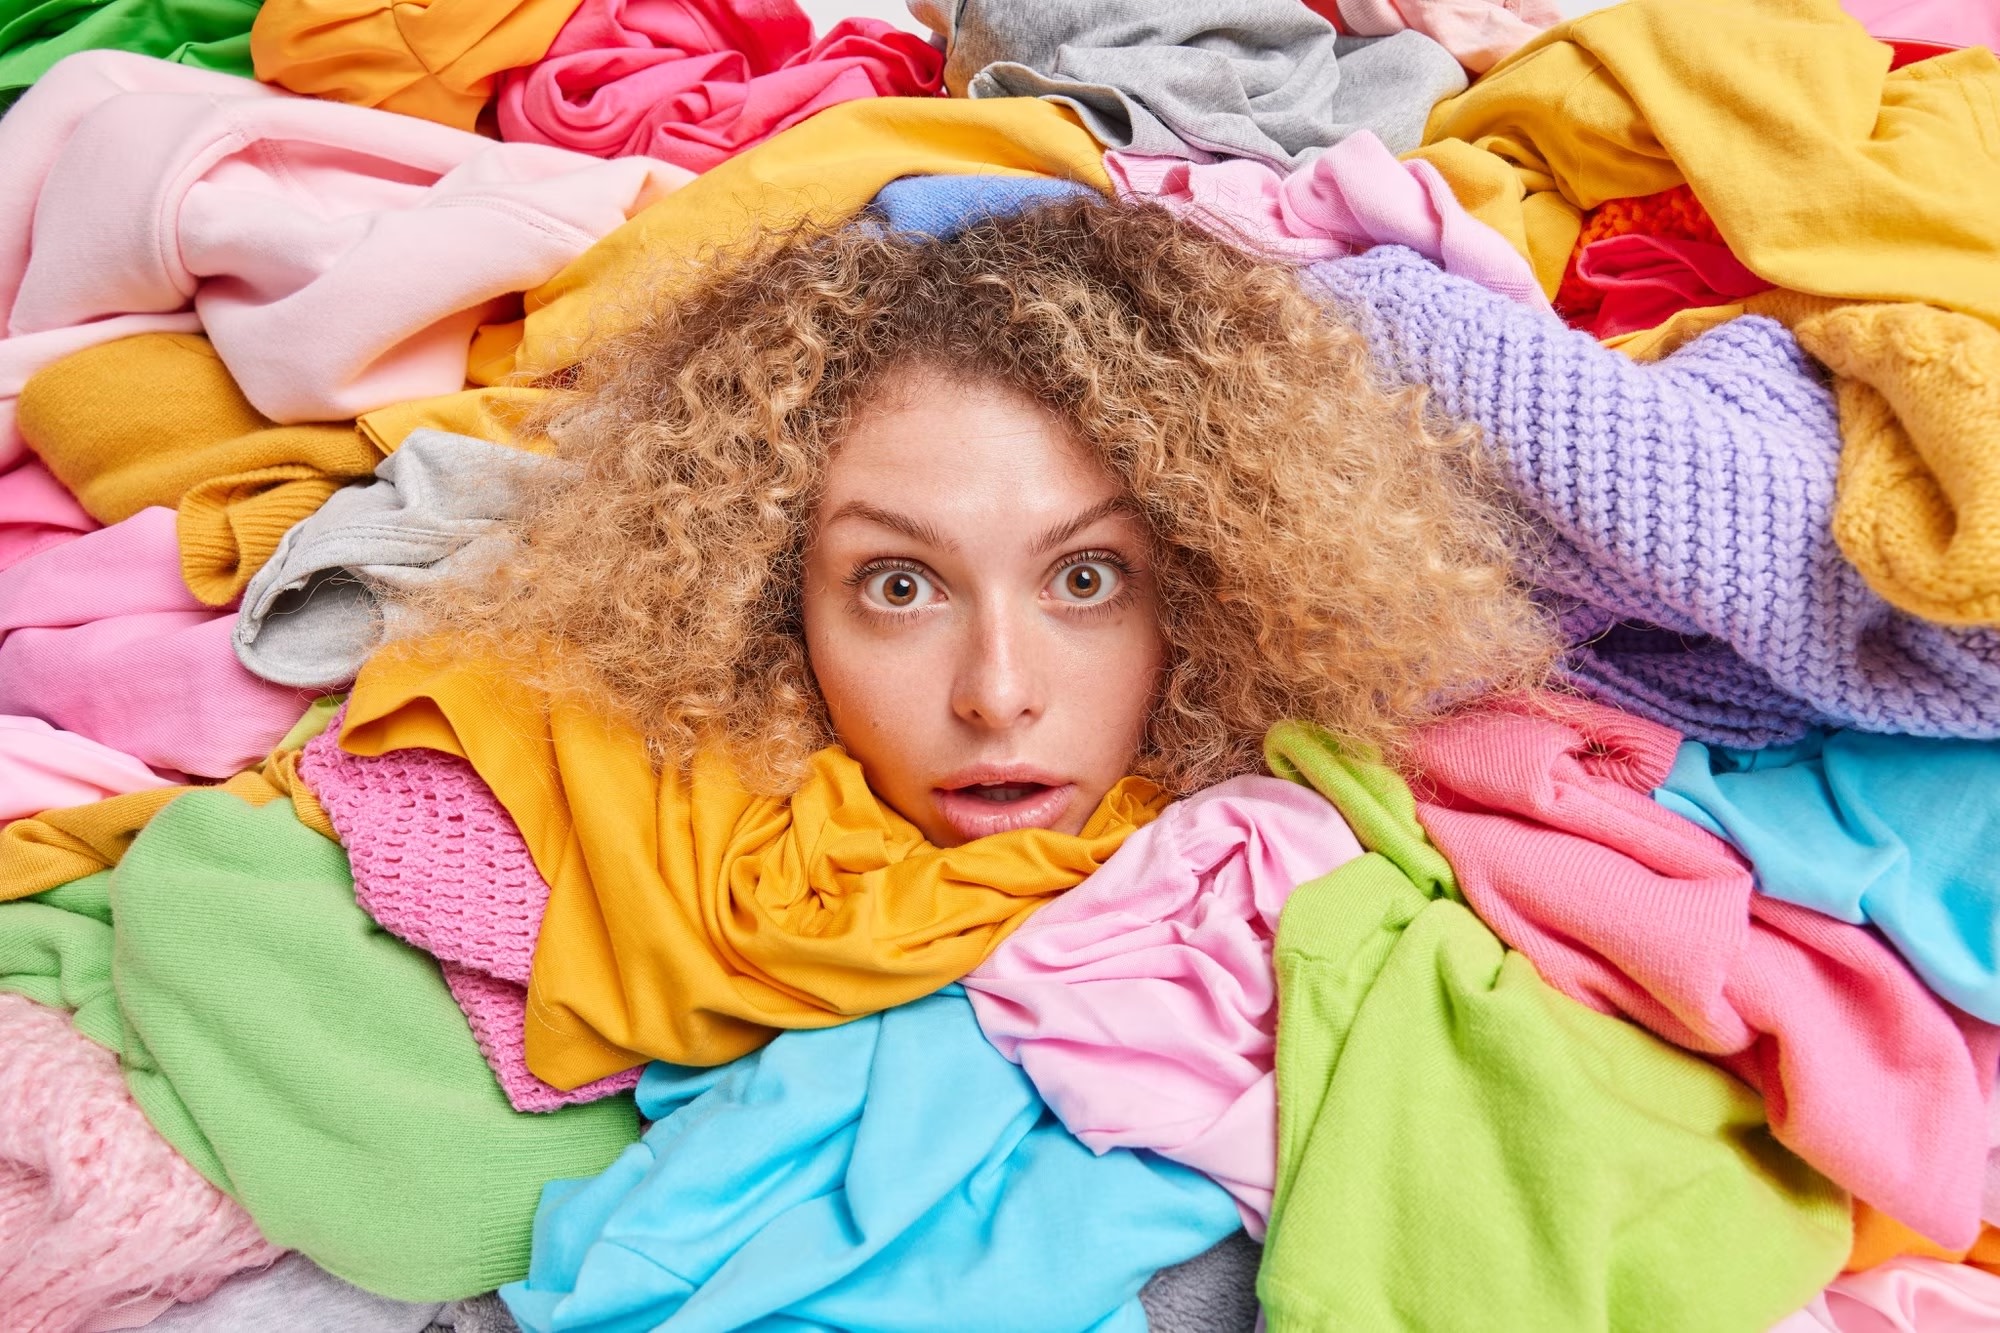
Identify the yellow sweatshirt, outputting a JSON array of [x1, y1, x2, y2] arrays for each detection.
[[17, 333, 384, 605], [1414, 0, 2000, 323], [339, 645, 1165, 1088]]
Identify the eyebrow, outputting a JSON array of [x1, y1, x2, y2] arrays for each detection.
[[1029, 496, 1144, 556], [821, 500, 959, 552]]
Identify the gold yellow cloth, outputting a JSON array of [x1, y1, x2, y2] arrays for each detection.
[[339, 645, 1165, 1088], [1415, 0, 2000, 319], [17, 333, 382, 605]]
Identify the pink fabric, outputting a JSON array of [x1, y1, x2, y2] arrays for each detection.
[[1312, 0, 1562, 73], [0, 992, 283, 1333], [297, 726, 640, 1112], [1106, 135, 1548, 310], [1769, 1257, 2000, 1333], [0, 51, 693, 467], [1407, 694, 2000, 1249], [0, 716, 173, 827], [0, 459, 96, 574], [964, 775, 1362, 1233], [0, 507, 307, 779], [1842, 1, 1998, 51], [495, 0, 942, 170], [1986, 1090, 2000, 1227], [1571, 233, 1774, 338]]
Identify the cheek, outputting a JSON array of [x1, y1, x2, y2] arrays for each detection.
[[800, 595, 938, 759], [1055, 604, 1168, 767]]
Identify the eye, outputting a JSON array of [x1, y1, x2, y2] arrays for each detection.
[[861, 567, 936, 610], [1049, 559, 1121, 605]]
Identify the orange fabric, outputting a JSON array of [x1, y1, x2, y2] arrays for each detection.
[[1848, 1201, 2000, 1276], [250, 0, 583, 131]]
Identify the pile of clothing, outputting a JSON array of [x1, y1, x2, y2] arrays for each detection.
[[2, 0, 1999, 1328]]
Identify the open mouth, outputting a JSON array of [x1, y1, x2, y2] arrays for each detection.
[[931, 778, 1077, 845]]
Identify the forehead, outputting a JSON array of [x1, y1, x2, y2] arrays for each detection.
[[820, 373, 1127, 533]]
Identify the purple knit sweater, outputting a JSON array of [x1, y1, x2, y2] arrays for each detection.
[[1310, 246, 2000, 747]]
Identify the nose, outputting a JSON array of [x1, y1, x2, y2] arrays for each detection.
[[950, 603, 1045, 731]]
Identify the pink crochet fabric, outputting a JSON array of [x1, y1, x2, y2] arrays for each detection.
[[0, 992, 282, 1333], [1407, 694, 2000, 1249], [297, 723, 640, 1112]]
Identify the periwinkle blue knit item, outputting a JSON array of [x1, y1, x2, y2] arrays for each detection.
[[867, 173, 1098, 240], [1309, 246, 2000, 748]]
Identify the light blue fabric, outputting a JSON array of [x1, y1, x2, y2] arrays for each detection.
[[1655, 730, 2000, 1021], [866, 173, 1098, 240], [501, 986, 1238, 1333]]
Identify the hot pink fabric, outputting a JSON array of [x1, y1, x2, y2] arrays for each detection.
[[0, 460, 96, 575], [1770, 1257, 2000, 1333], [0, 716, 173, 828], [1106, 135, 1548, 310], [964, 775, 1362, 1233], [496, 0, 941, 170], [0, 51, 693, 468], [0, 992, 283, 1333], [1405, 694, 2000, 1249], [1571, 233, 1773, 338], [296, 725, 640, 1113], [1309, 0, 1561, 72], [1842, 1, 1998, 51], [0, 507, 307, 779]]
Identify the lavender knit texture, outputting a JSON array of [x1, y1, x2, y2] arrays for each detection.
[[1310, 247, 2000, 748]]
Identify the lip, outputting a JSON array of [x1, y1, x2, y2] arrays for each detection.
[[930, 764, 1077, 844]]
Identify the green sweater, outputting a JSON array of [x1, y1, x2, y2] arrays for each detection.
[[0, 0, 259, 110], [0, 791, 639, 1301], [1259, 723, 1850, 1330]]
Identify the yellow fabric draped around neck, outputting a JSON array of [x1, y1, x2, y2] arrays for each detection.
[[339, 645, 1165, 1088]]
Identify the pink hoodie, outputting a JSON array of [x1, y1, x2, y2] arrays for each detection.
[[0, 51, 692, 467], [1407, 695, 2000, 1249]]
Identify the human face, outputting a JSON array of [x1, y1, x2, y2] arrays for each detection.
[[802, 371, 1165, 848]]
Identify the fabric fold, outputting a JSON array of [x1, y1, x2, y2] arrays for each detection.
[[965, 775, 1363, 1231]]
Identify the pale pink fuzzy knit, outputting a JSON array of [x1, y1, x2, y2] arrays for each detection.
[[0, 993, 282, 1333], [297, 723, 640, 1112]]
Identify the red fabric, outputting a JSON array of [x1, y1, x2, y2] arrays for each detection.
[[495, 0, 942, 170], [1554, 183, 1727, 329], [1571, 232, 1772, 338], [1405, 693, 2000, 1249]]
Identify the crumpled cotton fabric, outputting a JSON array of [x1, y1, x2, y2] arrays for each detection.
[[501, 987, 1241, 1333], [965, 776, 1362, 1231], [249, 0, 584, 131], [1312, 245, 2000, 749], [496, 0, 942, 171], [1771, 1256, 2000, 1332], [1313, 0, 1561, 73], [0, 715, 171, 828], [0, 507, 307, 778], [235, 429, 549, 689], [911, 0, 1465, 167], [1257, 722, 1850, 1331], [0, 50, 689, 466], [0, 991, 283, 1333], [1405, 694, 2000, 1248], [0, 460, 94, 575], [1106, 132, 1544, 308], [1656, 730, 2000, 1026], [297, 724, 640, 1113]]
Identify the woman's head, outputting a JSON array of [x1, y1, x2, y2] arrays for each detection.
[[436, 196, 1554, 843]]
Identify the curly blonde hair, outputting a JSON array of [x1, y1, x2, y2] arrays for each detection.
[[425, 195, 1555, 794]]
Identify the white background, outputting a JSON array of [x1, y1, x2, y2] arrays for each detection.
[[796, 0, 1626, 38]]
